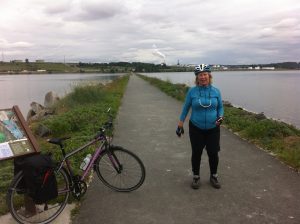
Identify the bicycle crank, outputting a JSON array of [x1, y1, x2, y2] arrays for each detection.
[[72, 176, 87, 200]]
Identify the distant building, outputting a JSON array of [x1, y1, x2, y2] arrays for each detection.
[[12, 60, 23, 63], [186, 64, 196, 67], [36, 60, 45, 63], [254, 66, 260, 70], [248, 67, 253, 70], [262, 67, 275, 70]]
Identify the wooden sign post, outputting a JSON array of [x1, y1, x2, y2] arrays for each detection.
[[0, 105, 39, 161]]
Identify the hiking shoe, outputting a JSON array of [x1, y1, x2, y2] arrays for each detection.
[[191, 176, 200, 189], [210, 175, 221, 189]]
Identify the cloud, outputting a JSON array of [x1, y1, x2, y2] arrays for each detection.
[[44, 1, 72, 14], [274, 18, 298, 29], [1, 0, 300, 64], [62, 0, 127, 21], [1, 40, 34, 49]]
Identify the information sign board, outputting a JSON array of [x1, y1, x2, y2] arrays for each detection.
[[0, 106, 39, 161]]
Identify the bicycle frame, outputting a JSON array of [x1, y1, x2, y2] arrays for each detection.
[[56, 135, 109, 182], [6, 107, 146, 224]]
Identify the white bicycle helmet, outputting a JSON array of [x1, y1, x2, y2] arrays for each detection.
[[194, 64, 211, 75]]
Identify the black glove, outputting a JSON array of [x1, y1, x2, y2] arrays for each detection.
[[216, 117, 224, 126], [176, 126, 184, 137]]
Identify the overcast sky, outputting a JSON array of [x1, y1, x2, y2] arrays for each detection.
[[1, 0, 300, 65]]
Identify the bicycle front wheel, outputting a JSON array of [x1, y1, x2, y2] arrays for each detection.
[[6, 167, 70, 224], [95, 146, 146, 192]]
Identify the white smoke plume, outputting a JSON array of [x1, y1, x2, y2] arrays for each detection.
[[152, 44, 165, 62]]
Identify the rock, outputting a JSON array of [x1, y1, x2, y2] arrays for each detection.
[[27, 102, 48, 122], [44, 91, 60, 108], [27, 110, 48, 122], [27, 91, 59, 122], [30, 102, 45, 114], [26, 109, 35, 121], [255, 112, 266, 120], [223, 100, 232, 107], [45, 107, 55, 115], [27, 102, 46, 121], [35, 124, 51, 137]]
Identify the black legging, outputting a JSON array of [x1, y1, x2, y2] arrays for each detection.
[[189, 121, 220, 176]]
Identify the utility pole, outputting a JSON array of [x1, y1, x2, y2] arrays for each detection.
[[64, 55, 66, 72]]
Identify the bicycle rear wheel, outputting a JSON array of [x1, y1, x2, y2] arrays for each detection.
[[95, 146, 145, 192], [6, 167, 70, 224]]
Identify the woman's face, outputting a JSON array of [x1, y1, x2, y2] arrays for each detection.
[[197, 72, 210, 86]]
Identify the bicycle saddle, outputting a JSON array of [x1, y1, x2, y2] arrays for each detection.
[[47, 137, 71, 146]]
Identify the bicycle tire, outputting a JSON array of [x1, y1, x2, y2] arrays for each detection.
[[95, 146, 146, 192], [6, 167, 70, 224]]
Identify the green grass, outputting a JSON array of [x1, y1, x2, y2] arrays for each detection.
[[137, 74, 300, 170], [0, 62, 79, 73], [138, 75, 189, 101], [0, 75, 129, 215], [34, 75, 129, 169]]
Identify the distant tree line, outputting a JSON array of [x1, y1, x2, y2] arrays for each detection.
[[79, 61, 300, 72], [78, 62, 169, 72], [267, 62, 299, 69], [1, 61, 298, 74], [227, 62, 300, 70]]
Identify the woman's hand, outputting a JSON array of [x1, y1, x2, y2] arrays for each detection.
[[178, 121, 184, 128], [216, 117, 224, 126], [176, 121, 184, 137]]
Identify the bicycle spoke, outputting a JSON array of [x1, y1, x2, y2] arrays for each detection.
[[8, 168, 70, 224], [95, 146, 145, 191]]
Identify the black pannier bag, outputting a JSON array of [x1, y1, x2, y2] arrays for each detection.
[[14, 154, 58, 204]]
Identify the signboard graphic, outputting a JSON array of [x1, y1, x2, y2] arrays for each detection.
[[0, 106, 39, 161]]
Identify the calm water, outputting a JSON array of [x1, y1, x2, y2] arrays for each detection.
[[1, 71, 300, 128], [0, 73, 123, 116], [142, 71, 300, 129]]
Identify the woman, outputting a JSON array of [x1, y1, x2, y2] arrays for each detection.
[[176, 64, 224, 189]]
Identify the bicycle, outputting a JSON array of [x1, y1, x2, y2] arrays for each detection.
[[6, 108, 146, 224]]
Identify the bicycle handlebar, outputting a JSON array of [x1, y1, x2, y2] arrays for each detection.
[[94, 107, 113, 139]]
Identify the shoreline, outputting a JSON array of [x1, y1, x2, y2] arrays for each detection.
[[226, 102, 299, 130], [1, 69, 299, 75]]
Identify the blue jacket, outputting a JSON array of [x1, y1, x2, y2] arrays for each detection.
[[180, 85, 224, 130]]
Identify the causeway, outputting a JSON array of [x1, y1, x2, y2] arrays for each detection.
[[73, 74, 300, 224]]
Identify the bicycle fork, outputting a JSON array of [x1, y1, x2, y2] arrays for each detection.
[[107, 150, 123, 174]]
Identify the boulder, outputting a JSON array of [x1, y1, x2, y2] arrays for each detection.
[[44, 91, 60, 108], [27, 102, 48, 122], [26, 109, 35, 121], [27, 91, 59, 122], [27, 110, 48, 122], [223, 100, 232, 107], [35, 124, 51, 137], [255, 112, 266, 120], [30, 102, 45, 114]]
